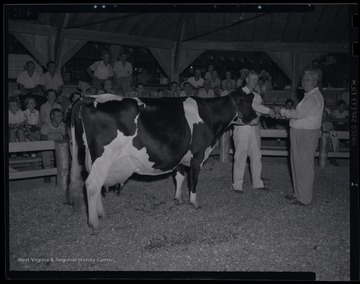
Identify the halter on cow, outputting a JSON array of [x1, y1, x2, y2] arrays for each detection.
[[67, 88, 257, 228]]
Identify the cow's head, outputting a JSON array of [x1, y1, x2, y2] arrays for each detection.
[[229, 88, 257, 124]]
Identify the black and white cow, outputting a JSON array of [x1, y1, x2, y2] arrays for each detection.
[[68, 89, 257, 228]]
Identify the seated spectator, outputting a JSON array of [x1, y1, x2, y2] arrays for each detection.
[[129, 83, 145, 97], [330, 100, 349, 131], [187, 68, 205, 90], [180, 81, 195, 97], [24, 96, 41, 143], [64, 91, 83, 119], [220, 80, 234, 97], [17, 60, 44, 108], [259, 70, 273, 92], [221, 71, 236, 91], [159, 73, 169, 85], [86, 49, 114, 91], [40, 108, 68, 183], [9, 98, 26, 151], [285, 98, 295, 110], [165, 81, 180, 97], [40, 89, 62, 126], [56, 93, 71, 116], [204, 65, 214, 82], [321, 111, 338, 166], [156, 88, 164, 98], [69, 92, 82, 104], [197, 80, 215, 98], [136, 68, 152, 85], [209, 70, 221, 89], [41, 61, 64, 95], [77, 81, 96, 97], [96, 79, 117, 95], [236, 68, 249, 88]]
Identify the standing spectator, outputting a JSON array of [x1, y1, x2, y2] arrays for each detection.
[[41, 61, 64, 95], [40, 89, 62, 126], [86, 50, 114, 91], [330, 99, 349, 131], [236, 68, 249, 88], [114, 52, 133, 95], [204, 65, 214, 82], [40, 108, 68, 183], [209, 70, 221, 89], [69, 92, 82, 104], [232, 71, 275, 193], [24, 97, 41, 143], [221, 71, 236, 91], [187, 68, 205, 90], [276, 70, 324, 206], [8, 98, 27, 146], [17, 60, 44, 108], [321, 111, 339, 166], [311, 59, 323, 87], [165, 81, 180, 97], [197, 80, 215, 98]]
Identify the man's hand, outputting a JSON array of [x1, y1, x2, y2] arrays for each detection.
[[273, 106, 282, 114], [268, 108, 276, 118]]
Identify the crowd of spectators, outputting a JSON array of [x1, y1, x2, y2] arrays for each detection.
[[9, 52, 349, 175]]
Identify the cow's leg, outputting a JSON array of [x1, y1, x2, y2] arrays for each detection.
[[174, 164, 186, 205], [85, 161, 110, 228], [189, 159, 202, 209]]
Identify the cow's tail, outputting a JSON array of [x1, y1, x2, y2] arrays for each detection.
[[67, 99, 86, 209]]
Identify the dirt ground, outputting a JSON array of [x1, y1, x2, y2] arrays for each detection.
[[7, 157, 351, 280]]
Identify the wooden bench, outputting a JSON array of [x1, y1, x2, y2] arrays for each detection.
[[8, 140, 70, 191], [215, 129, 350, 162]]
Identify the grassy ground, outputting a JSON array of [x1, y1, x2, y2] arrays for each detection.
[[7, 157, 350, 280]]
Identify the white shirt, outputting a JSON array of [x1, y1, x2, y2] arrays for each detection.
[[187, 77, 205, 88], [90, 61, 114, 80], [17, 70, 42, 89], [114, 61, 133, 78], [24, 109, 40, 126], [9, 110, 26, 125], [281, 87, 324, 129], [41, 72, 64, 91]]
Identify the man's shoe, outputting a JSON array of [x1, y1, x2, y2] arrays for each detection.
[[256, 187, 270, 191], [234, 189, 244, 194], [291, 200, 306, 206], [285, 194, 296, 200]]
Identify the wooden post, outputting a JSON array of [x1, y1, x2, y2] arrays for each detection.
[[55, 140, 70, 193], [319, 132, 329, 168], [219, 130, 231, 163]]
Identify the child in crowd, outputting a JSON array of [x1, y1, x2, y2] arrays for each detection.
[[24, 96, 41, 142], [40, 108, 68, 183], [9, 98, 27, 155], [40, 89, 62, 125]]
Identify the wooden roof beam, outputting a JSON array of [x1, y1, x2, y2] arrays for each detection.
[[63, 28, 174, 49], [181, 41, 349, 53], [8, 20, 54, 36]]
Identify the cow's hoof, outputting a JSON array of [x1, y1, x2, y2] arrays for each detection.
[[174, 198, 184, 206], [98, 213, 106, 220], [190, 203, 201, 210]]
